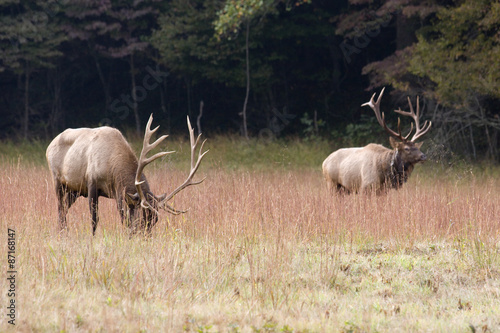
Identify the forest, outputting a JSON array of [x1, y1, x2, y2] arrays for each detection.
[[1, 2, 500, 331], [1, 0, 499, 161]]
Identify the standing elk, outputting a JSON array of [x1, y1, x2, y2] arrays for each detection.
[[46, 114, 208, 235], [322, 88, 432, 194]]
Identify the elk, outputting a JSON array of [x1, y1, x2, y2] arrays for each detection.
[[46, 114, 208, 235], [322, 88, 431, 194]]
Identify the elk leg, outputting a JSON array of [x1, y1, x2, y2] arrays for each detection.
[[115, 188, 134, 226], [116, 199, 125, 224], [88, 183, 99, 235], [336, 184, 350, 195], [144, 214, 156, 237], [325, 179, 333, 193], [56, 183, 78, 230], [115, 195, 129, 227], [56, 184, 68, 230]]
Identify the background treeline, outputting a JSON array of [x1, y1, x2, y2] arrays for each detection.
[[0, 0, 499, 161]]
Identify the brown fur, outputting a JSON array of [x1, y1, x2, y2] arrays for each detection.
[[322, 138, 426, 194], [46, 126, 161, 235]]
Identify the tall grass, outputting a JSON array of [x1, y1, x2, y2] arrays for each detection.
[[0, 138, 499, 332]]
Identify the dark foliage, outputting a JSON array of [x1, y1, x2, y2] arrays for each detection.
[[0, 0, 498, 160]]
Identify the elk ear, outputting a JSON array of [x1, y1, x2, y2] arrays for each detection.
[[125, 192, 139, 205], [389, 137, 400, 149], [414, 141, 423, 149]]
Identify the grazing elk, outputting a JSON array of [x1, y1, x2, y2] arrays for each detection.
[[46, 114, 208, 235], [322, 88, 432, 194]]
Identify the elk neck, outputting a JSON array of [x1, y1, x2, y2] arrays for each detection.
[[388, 149, 413, 188], [111, 152, 152, 196]]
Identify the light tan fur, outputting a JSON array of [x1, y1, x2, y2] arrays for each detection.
[[46, 126, 154, 234], [322, 144, 392, 193], [322, 138, 425, 194], [46, 115, 207, 235], [323, 88, 431, 194], [47, 127, 140, 197]]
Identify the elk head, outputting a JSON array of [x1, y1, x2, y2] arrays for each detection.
[[128, 114, 209, 232], [362, 87, 432, 186]]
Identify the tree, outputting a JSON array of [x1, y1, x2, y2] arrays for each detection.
[[214, 0, 310, 139], [150, 1, 244, 92], [151, 0, 339, 137], [150, 0, 257, 136], [408, 0, 500, 159], [62, 0, 115, 115], [0, 0, 65, 139], [361, 0, 500, 159], [63, 0, 159, 135]]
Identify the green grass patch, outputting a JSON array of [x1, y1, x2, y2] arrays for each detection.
[[0, 139, 48, 165], [0, 135, 336, 171], [3, 135, 500, 178]]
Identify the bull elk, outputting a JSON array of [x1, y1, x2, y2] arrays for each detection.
[[46, 114, 208, 235], [322, 88, 432, 193]]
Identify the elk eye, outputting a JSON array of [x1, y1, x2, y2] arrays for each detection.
[[404, 147, 410, 152]]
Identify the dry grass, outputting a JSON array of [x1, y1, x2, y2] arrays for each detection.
[[1, 144, 499, 332]]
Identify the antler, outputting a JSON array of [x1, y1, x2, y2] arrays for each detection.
[[158, 116, 209, 215], [361, 87, 411, 142], [135, 114, 175, 212], [394, 96, 432, 142], [362, 87, 432, 142]]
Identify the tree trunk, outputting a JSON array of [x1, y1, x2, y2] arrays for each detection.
[[242, 20, 251, 140], [161, 77, 173, 133], [130, 53, 141, 136], [89, 46, 111, 112], [49, 66, 63, 137], [468, 118, 476, 160], [185, 76, 192, 118], [197, 100, 204, 134], [22, 65, 30, 140], [476, 97, 498, 160]]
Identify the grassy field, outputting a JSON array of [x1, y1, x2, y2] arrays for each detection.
[[1, 137, 499, 332]]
